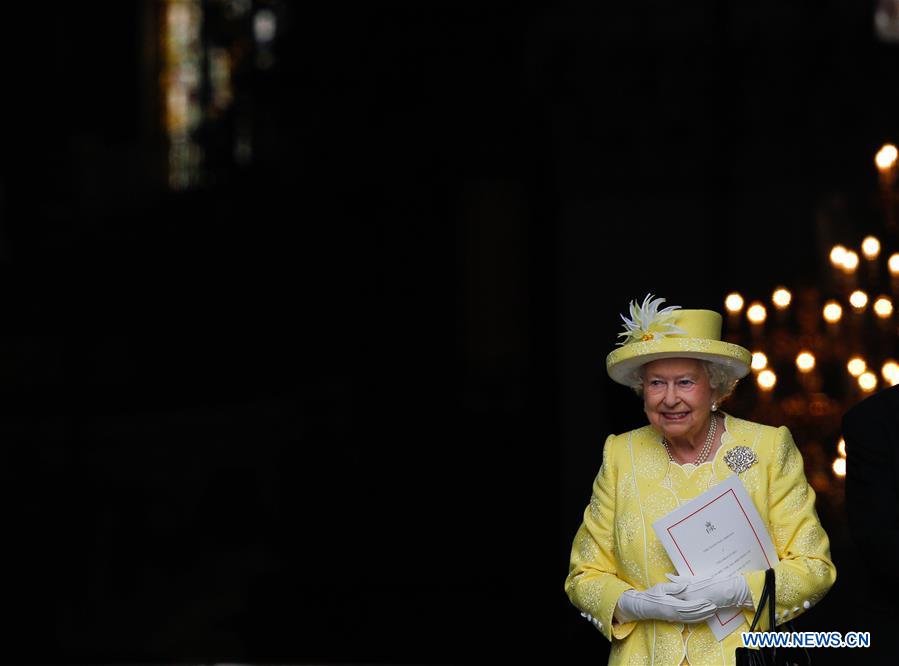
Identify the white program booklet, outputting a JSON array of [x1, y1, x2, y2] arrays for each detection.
[[652, 474, 779, 641]]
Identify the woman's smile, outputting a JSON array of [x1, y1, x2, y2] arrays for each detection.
[[642, 357, 715, 447]]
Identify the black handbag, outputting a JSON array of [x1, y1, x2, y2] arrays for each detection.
[[734, 568, 811, 666]]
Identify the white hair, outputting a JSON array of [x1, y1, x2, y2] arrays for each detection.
[[628, 359, 740, 402]]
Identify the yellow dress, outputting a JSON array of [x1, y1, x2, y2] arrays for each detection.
[[564, 414, 836, 665]]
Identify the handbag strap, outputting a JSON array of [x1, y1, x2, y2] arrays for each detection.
[[747, 568, 775, 632]]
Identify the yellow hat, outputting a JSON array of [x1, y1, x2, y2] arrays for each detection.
[[605, 294, 751, 386]]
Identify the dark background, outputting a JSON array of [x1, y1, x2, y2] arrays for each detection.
[[0, 1, 894, 663]]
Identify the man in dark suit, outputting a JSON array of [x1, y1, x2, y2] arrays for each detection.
[[841, 384, 899, 661]]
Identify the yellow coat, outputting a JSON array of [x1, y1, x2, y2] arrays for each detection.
[[564, 414, 836, 665]]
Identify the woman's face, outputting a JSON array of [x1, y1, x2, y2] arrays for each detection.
[[642, 358, 716, 443]]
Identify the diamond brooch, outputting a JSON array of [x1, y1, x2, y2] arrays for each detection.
[[723, 446, 758, 474]]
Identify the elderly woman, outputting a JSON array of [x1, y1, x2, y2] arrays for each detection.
[[564, 295, 836, 665]]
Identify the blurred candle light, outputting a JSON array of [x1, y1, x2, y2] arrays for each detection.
[[849, 290, 869, 310], [757, 369, 777, 391], [837, 438, 846, 457], [772, 287, 791, 309], [796, 351, 816, 373], [724, 292, 744, 334], [751, 351, 768, 371], [862, 236, 881, 259], [874, 296, 894, 317], [859, 371, 878, 392], [747, 302, 767, 324], [823, 300, 843, 323], [841, 250, 860, 273], [889, 253, 899, 275], [883, 360, 899, 385], [887, 252, 899, 275], [725, 292, 745, 313], [830, 245, 848, 267], [832, 457, 847, 478], [847, 357, 867, 377], [876, 143, 898, 172], [891, 258, 899, 297]]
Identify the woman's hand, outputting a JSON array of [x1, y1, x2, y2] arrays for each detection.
[[665, 572, 754, 609], [615, 581, 718, 624]]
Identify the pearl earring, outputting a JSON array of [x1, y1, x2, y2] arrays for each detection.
[[711, 402, 718, 412]]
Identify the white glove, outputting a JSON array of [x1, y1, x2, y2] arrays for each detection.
[[666, 572, 754, 609], [615, 581, 718, 624]]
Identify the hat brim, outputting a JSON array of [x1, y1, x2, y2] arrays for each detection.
[[606, 338, 752, 386]]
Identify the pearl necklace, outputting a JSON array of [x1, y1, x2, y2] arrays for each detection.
[[663, 413, 718, 466]]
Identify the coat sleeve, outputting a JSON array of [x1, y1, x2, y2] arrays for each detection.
[[564, 434, 637, 642], [741, 426, 837, 629]]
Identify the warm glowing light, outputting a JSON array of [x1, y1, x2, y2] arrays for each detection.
[[830, 245, 848, 267], [747, 302, 767, 324], [751, 352, 768, 371], [823, 301, 843, 323], [859, 371, 878, 392], [847, 357, 867, 377], [890, 254, 899, 275], [883, 360, 899, 384], [796, 351, 816, 373], [725, 292, 744, 313], [876, 143, 898, 171], [874, 296, 894, 318], [841, 250, 859, 272], [757, 369, 777, 390], [849, 290, 868, 309], [837, 438, 846, 457], [832, 457, 847, 477], [772, 288, 791, 309], [862, 236, 881, 259]]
